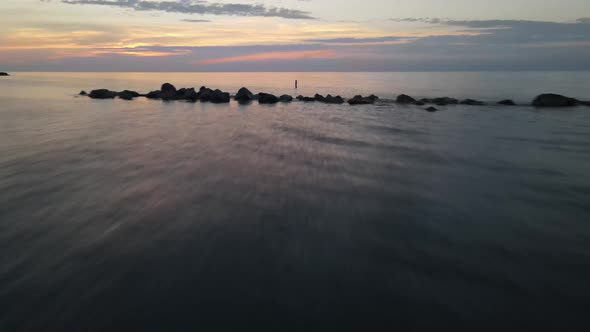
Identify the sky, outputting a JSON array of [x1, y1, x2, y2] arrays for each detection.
[[0, 0, 589, 71]]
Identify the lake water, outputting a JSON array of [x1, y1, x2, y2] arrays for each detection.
[[1, 72, 590, 331]]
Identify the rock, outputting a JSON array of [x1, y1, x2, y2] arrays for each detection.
[[314, 94, 326, 102], [579, 101, 590, 107], [460, 99, 485, 106], [199, 88, 230, 103], [118, 90, 140, 100], [89, 89, 118, 99], [79, 91, 87, 96], [160, 83, 177, 100], [0, 72, 9, 76], [432, 97, 458, 106], [532, 94, 578, 107], [258, 93, 280, 104], [296, 95, 316, 102], [183, 88, 199, 101], [425, 107, 439, 112], [348, 95, 377, 105], [397, 94, 416, 104], [235, 87, 254, 102], [412, 101, 425, 106], [146, 90, 161, 99], [323, 94, 345, 104], [279, 95, 293, 102], [498, 99, 516, 106]]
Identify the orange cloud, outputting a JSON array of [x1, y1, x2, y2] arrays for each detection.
[[49, 48, 192, 59], [195, 50, 336, 66]]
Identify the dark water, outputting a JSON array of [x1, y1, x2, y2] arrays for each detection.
[[1, 73, 590, 331]]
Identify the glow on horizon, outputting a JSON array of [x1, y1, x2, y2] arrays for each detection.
[[1, 0, 589, 71]]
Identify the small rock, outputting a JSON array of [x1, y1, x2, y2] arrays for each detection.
[[432, 97, 458, 106], [412, 101, 425, 106], [79, 91, 87, 96], [314, 94, 326, 102], [146, 90, 161, 99], [0, 72, 9, 76], [397, 94, 416, 104], [498, 99, 516, 106], [297, 95, 316, 102], [532, 94, 578, 107], [324, 94, 345, 104], [425, 107, 439, 112]]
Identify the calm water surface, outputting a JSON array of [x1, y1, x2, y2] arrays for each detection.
[[1, 72, 590, 331]]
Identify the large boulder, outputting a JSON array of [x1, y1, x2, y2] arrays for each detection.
[[118, 90, 140, 100], [258, 93, 280, 104], [397, 94, 416, 104], [498, 99, 516, 106], [0, 72, 9, 76], [460, 99, 485, 106], [89, 89, 118, 99], [279, 95, 293, 102], [183, 88, 199, 101], [348, 95, 378, 105], [235, 87, 254, 102], [532, 94, 578, 107], [160, 83, 177, 100]]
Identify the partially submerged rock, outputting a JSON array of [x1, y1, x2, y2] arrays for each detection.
[[432, 97, 459, 106], [425, 106, 439, 112], [279, 95, 293, 102], [0, 72, 9, 76], [323, 94, 345, 104], [118, 90, 140, 100], [160, 83, 177, 100], [79, 91, 87, 96], [297, 95, 316, 102], [532, 94, 578, 107], [460, 99, 485, 106], [397, 94, 416, 104], [412, 101, 425, 106], [200, 87, 230, 103], [146, 90, 161, 99], [235, 87, 254, 102], [258, 93, 280, 104], [89, 89, 118, 99], [348, 95, 378, 105], [498, 99, 516, 106]]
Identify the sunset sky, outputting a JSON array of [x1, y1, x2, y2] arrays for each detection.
[[1, 0, 589, 71]]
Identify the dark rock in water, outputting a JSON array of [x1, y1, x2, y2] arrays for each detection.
[[79, 91, 87, 96], [498, 99, 516, 106], [258, 93, 280, 104], [432, 97, 458, 106], [0, 72, 9, 76], [146, 90, 161, 99], [397, 94, 416, 104], [235, 87, 254, 102], [279, 95, 293, 102], [579, 101, 590, 107], [297, 95, 316, 102], [200, 88, 230, 103], [532, 94, 578, 107], [460, 99, 485, 106], [183, 88, 198, 101], [89, 89, 118, 99], [348, 95, 377, 105], [160, 83, 177, 100], [314, 94, 326, 102], [118, 90, 140, 100], [412, 101, 425, 106], [324, 94, 345, 104], [421, 98, 432, 104], [425, 107, 439, 112]]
